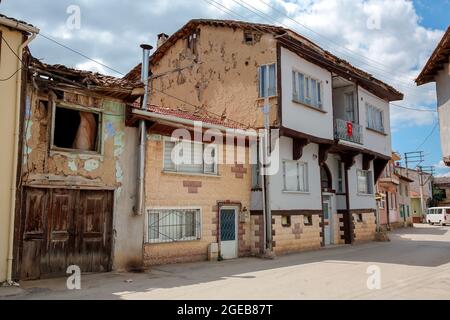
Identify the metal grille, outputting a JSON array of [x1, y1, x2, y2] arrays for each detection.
[[147, 209, 201, 243], [335, 118, 363, 145], [220, 210, 236, 241]]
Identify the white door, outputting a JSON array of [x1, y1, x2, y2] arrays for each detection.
[[220, 207, 238, 259], [323, 199, 332, 246]]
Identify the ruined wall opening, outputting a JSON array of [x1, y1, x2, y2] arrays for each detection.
[[53, 105, 100, 152]]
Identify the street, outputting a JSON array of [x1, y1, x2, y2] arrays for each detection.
[[2, 224, 450, 300]]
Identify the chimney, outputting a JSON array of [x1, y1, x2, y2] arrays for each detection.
[[157, 33, 169, 48]]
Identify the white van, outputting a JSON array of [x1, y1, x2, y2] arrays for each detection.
[[427, 207, 450, 226]]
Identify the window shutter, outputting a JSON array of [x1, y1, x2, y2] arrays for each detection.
[[259, 66, 266, 97], [268, 63, 276, 96], [292, 71, 298, 100], [164, 141, 176, 171]]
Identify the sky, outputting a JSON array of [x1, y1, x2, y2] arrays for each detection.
[[1, 0, 449, 174]]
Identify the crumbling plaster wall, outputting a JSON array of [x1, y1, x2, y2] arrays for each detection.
[[150, 25, 279, 128], [22, 87, 143, 270]]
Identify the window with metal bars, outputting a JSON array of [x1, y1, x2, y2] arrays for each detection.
[[147, 209, 201, 243]]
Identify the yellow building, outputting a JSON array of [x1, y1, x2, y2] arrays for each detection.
[[0, 15, 39, 283]]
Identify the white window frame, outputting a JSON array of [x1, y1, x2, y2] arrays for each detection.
[[292, 69, 323, 110], [163, 137, 218, 175], [366, 102, 385, 133], [357, 169, 373, 195], [282, 160, 309, 193], [258, 63, 277, 98], [146, 207, 202, 243]]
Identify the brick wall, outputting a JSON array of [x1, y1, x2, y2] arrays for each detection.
[[353, 211, 377, 242], [143, 138, 252, 266]]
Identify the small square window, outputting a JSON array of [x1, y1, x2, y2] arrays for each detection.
[[354, 213, 363, 222], [303, 215, 313, 226], [52, 105, 101, 153], [281, 215, 291, 227]]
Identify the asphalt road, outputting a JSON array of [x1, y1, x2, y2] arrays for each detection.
[[2, 224, 450, 300]]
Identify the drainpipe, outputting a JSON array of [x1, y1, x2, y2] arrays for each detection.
[[7, 31, 38, 284], [262, 98, 273, 255], [136, 44, 153, 216]]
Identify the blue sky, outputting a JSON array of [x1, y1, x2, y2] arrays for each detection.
[[0, 0, 449, 174], [395, 0, 449, 174]]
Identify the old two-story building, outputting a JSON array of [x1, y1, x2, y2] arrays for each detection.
[[125, 19, 403, 262], [376, 153, 413, 229], [416, 26, 450, 166], [0, 15, 39, 284], [11, 54, 147, 280], [397, 167, 433, 223]]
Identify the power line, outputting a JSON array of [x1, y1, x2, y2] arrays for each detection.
[[0, 68, 22, 81], [415, 121, 439, 151], [390, 103, 437, 113], [0, 32, 25, 64], [256, 0, 416, 83], [38, 33, 126, 76], [233, 0, 418, 89]]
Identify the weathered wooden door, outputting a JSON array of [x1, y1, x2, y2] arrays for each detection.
[[18, 188, 113, 280]]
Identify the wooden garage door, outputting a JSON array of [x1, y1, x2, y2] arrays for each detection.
[[18, 188, 113, 280]]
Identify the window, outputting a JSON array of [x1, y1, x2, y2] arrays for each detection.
[[354, 213, 363, 222], [281, 215, 291, 227], [186, 31, 198, 55], [344, 92, 357, 123], [292, 70, 323, 109], [283, 160, 308, 192], [147, 209, 201, 243], [52, 105, 101, 153], [366, 103, 384, 133], [357, 170, 373, 194], [259, 63, 276, 98], [303, 215, 313, 226], [380, 193, 386, 209], [337, 160, 344, 193], [164, 139, 218, 175]]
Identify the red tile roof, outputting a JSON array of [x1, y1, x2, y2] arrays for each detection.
[[133, 102, 249, 129]]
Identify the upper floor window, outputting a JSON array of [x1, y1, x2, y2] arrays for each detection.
[[366, 103, 384, 133], [164, 138, 218, 175], [344, 92, 357, 123], [292, 70, 323, 110], [186, 31, 199, 55], [259, 63, 276, 98], [283, 160, 308, 192], [357, 170, 373, 195], [51, 104, 101, 154]]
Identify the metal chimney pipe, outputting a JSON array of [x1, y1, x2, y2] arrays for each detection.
[[136, 44, 153, 216]]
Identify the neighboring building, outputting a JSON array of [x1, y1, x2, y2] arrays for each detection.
[[129, 104, 254, 265], [0, 15, 39, 283], [432, 176, 450, 207], [416, 26, 450, 165], [396, 172, 414, 227], [377, 153, 401, 229], [126, 19, 403, 261], [397, 167, 433, 223], [12, 56, 143, 280]]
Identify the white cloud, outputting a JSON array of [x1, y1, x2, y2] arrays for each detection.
[[75, 60, 107, 74], [2, 0, 445, 130], [220, 0, 444, 129]]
